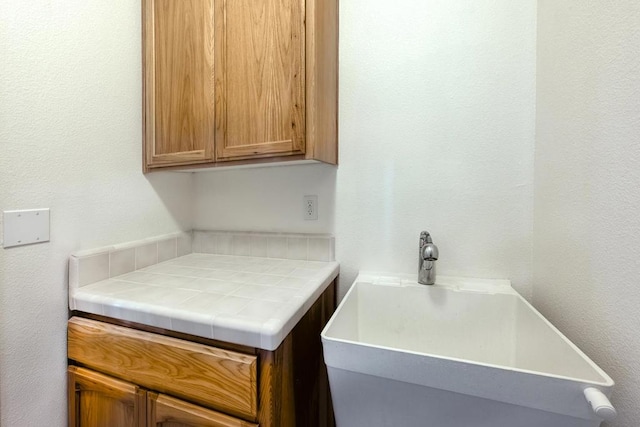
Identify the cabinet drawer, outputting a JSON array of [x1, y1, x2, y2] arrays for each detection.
[[148, 392, 257, 427], [68, 317, 257, 420]]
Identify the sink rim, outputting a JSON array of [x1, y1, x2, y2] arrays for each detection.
[[322, 273, 614, 387]]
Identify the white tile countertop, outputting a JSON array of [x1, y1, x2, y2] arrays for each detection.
[[69, 231, 339, 351]]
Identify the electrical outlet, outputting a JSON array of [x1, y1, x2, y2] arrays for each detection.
[[303, 195, 318, 220]]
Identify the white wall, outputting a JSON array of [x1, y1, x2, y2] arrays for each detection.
[[0, 1, 192, 425], [195, 0, 537, 299], [194, 164, 337, 235], [534, 2, 640, 426]]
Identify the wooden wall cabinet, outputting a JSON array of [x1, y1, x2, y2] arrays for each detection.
[[143, 0, 338, 172], [68, 282, 336, 427]]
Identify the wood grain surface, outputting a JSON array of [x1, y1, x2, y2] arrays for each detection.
[[142, 0, 338, 171], [215, 0, 305, 161], [147, 392, 257, 427], [68, 317, 257, 420], [305, 0, 339, 164], [143, 0, 215, 169], [69, 366, 146, 427]]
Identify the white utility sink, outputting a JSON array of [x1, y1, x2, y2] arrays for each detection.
[[321, 273, 615, 427]]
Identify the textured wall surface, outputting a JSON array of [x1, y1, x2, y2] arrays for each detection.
[[194, 0, 537, 299], [0, 1, 192, 425], [535, 1, 640, 426]]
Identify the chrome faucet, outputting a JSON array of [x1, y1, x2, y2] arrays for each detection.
[[418, 231, 439, 285]]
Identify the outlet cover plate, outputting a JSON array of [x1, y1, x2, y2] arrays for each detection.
[[304, 195, 318, 221], [3, 209, 50, 248]]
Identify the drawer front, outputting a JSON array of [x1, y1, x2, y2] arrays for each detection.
[[148, 392, 258, 427], [68, 317, 257, 420]]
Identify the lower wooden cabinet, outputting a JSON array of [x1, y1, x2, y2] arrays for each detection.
[[68, 281, 336, 427]]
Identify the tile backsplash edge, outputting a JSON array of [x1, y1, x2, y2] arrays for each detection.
[[192, 230, 335, 262], [69, 231, 193, 292], [69, 230, 334, 294]]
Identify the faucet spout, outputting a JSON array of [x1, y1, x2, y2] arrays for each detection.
[[418, 231, 438, 285]]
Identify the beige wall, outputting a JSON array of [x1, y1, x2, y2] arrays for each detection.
[[0, 2, 192, 425], [534, 1, 640, 425]]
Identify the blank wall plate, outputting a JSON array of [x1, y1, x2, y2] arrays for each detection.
[[3, 209, 50, 248]]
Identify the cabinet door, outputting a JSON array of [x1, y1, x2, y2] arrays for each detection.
[[68, 366, 145, 427], [147, 392, 257, 427], [215, 0, 305, 161], [143, 0, 216, 170]]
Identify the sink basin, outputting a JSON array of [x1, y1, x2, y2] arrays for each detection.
[[321, 273, 615, 427]]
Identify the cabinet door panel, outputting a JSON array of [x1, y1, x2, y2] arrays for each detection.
[[215, 0, 305, 161], [147, 392, 257, 427], [144, 0, 215, 169], [68, 366, 145, 427]]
